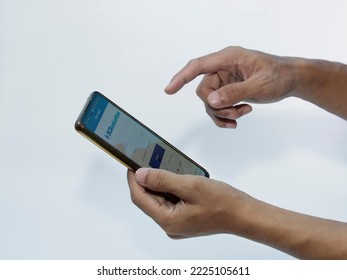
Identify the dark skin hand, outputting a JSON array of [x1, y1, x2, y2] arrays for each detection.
[[165, 47, 347, 126], [127, 47, 347, 259]]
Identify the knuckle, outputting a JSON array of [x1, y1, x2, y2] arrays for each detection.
[[196, 77, 211, 101], [207, 111, 226, 128], [186, 58, 198, 69], [130, 193, 136, 204], [196, 82, 204, 97], [129, 186, 141, 203], [157, 216, 177, 235], [212, 117, 225, 128], [223, 85, 241, 104], [150, 170, 167, 190], [183, 174, 202, 192], [227, 108, 240, 119], [161, 219, 180, 237], [187, 57, 204, 75], [166, 233, 178, 240], [165, 228, 178, 238], [129, 190, 140, 206]]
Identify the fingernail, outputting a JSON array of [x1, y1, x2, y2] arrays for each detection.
[[208, 91, 221, 107], [164, 82, 171, 92], [225, 122, 237, 129], [135, 168, 149, 185], [164, 80, 174, 93]]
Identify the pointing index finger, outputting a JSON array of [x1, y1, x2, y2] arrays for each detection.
[[164, 51, 227, 94]]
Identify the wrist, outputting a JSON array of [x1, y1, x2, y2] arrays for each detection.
[[222, 189, 263, 238], [223, 192, 294, 250], [289, 58, 347, 119], [225, 196, 291, 254], [290, 58, 344, 99], [290, 58, 323, 100], [277, 56, 306, 99]]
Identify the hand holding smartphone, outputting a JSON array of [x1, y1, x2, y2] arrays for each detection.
[[75, 91, 209, 178]]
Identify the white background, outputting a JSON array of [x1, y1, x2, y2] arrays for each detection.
[[1, 0, 347, 260]]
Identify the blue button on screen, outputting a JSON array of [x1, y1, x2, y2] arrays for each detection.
[[149, 144, 165, 168]]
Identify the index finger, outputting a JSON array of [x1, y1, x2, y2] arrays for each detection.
[[164, 51, 228, 94]]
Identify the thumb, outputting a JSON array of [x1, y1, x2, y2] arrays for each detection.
[[207, 78, 255, 108], [135, 168, 193, 200]]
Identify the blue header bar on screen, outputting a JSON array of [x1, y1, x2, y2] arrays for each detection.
[[82, 94, 108, 132]]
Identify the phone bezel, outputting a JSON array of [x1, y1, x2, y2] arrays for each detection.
[[75, 91, 210, 178]]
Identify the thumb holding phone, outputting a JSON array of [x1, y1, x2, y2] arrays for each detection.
[[127, 168, 251, 239]]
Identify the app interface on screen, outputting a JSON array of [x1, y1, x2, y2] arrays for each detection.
[[82, 94, 206, 176]]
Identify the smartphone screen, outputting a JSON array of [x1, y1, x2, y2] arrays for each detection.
[[75, 92, 209, 177]]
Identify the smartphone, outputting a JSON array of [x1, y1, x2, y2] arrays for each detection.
[[75, 91, 210, 178]]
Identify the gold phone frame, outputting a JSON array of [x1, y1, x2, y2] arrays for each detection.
[[75, 91, 210, 177]]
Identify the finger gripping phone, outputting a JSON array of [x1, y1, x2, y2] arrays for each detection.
[[75, 91, 210, 178]]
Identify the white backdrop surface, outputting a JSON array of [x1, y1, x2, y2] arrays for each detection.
[[1, 0, 347, 259]]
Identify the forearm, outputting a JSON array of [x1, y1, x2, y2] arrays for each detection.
[[234, 197, 347, 259], [291, 58, 347, 120]]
